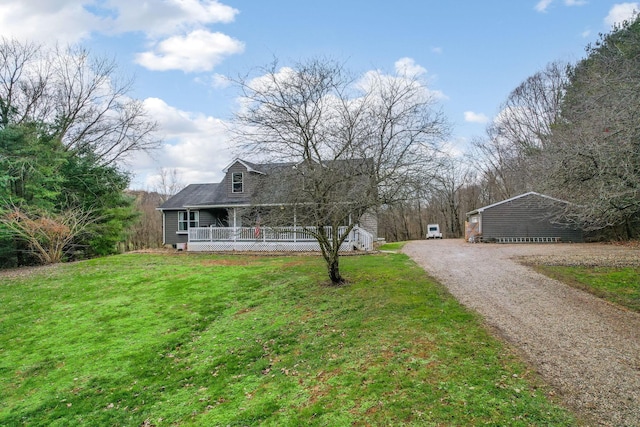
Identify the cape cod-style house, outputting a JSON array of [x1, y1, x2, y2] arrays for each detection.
[[157, 159, 376, 252]]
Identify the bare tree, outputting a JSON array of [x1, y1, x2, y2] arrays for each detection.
[[125, 190, 164, 250], [471, 130, 530, 201], [497, 61, 568, 152], [430, 156, 476, 238], [0, 39, 159, 165], [472, 61, 568, 201], [0, 38, 51, 127], [153, 167, 185, 203], [234, 58, 448, 284]]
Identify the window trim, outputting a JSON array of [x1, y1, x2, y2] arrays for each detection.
[[177, 210, 199, 233], [232, 172, 244, 193]]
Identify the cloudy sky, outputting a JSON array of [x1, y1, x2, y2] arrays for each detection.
[[0, 0, 637, 188]]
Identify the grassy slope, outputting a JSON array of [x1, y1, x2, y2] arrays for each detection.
[[0, 253, 575, 426], [533, 265, 640, 313]]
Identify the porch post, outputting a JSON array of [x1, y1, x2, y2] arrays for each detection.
[[187, 208, 191, 244], [293, 207, 297, 243], [233, 208, 237, 243]]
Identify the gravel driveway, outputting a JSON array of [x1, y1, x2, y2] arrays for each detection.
[[403, 240, 640, 427]]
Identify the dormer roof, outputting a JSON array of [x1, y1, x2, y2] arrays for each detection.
[[222, 158, 266, 174]]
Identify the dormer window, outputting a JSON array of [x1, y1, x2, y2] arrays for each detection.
[[232, 172, 244, 193]]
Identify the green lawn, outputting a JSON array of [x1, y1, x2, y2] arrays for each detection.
[[0, 253, 575, 426], [533, 265, 640, 313], [377, 241, 406, 251]]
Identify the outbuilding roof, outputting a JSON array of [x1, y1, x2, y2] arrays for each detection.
[[466, 191, 571, 216]]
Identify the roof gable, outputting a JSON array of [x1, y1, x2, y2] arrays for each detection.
[[222, 158, 266, 175], [466, 192, 572, 216]]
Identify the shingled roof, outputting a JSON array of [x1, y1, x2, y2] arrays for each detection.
[[158, 158, 373, 210], [158, 184, 220, 209], [466, 191, 572, 216]]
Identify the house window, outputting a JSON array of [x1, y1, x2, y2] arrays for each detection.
[[178, 211, 199, 231], [232, 172, 243, 193]]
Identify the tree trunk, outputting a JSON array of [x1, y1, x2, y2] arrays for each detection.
[[317, 227, 345, 285], [327, 253, 344, 285]]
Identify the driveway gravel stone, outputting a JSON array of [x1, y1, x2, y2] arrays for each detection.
[[403, 240, 640, 427]]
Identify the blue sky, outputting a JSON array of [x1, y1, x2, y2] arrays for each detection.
[[0, 1, 637, 189]]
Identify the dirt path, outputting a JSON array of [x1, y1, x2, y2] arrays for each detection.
[[403, 240, 640, 427]]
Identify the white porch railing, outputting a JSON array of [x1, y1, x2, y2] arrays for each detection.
[[187, 226, 374, 252]]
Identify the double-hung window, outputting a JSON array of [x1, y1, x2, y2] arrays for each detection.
[[178, 211, 199, 231], [232, 172, 243, 193]]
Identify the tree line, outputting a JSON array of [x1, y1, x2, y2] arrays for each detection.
[[0, 39, 159, 267], [384, 15, 640, 241], [2, 15, 639, 270]]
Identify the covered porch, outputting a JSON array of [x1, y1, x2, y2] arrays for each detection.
[[185, 225, 374, 252], [180, 205, 374, 252]]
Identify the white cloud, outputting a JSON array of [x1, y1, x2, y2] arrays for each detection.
[[535, 0, 586, 12], [356, 69, 446, 102], [464, 111, 489, 124], [431, 47, 443, 54], [194, 73, 232, 88], [135, 30, 244, 72], [0, 0, 240, 42], [107, 0, 238, 36], [605, 3, 639, 27], [388, 58, 446, 99], [394, 57, 427, 77], [211, 73, 232, 88], [535, 0, 554, 12], [246, 66, 296, 93], [440, 139, 466, 158], [0, 1, 105, 44], [0, 1, 242, 73], [127, 97, 233, 188], [581, 28, 592, 38]]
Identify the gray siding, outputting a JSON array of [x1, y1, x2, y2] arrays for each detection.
[[481, 194, 583, 242], [224, 162, 257, 200], [198, 210, 215, 227], [164, 209, 231, 245], [163, 211, 188, 245], [359, 210, 378, 239]]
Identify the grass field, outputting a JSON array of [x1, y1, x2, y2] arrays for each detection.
[[533, 265, 640, 313], [0, 252, 575, 426]]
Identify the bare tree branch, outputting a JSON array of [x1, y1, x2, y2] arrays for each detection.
[[0, 39, 160, 165], [233, 58, 449, 284]]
